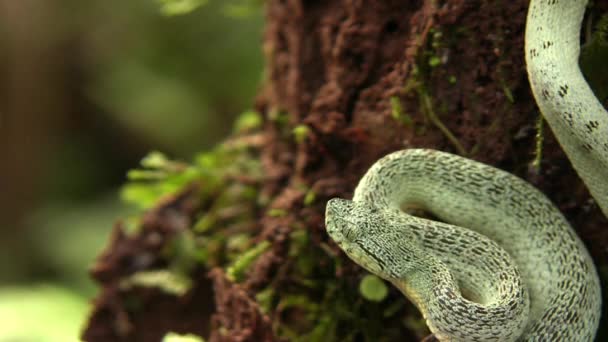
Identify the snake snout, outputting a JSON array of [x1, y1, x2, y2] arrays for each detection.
[[325, 198, 354, 220]]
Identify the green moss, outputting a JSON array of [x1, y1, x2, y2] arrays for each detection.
[[418, 86, 467, 156], [121, 151, 201, 209], [400, 29, 467, 156], [226, 240, 270, 282], [268, 108, 290, 126], [427, 28, 444, 68], [192, 214, 216, 233], [303, 190, 316, 206], [120, 270, 192, 296], [252, 225, 408, 341], [255, 287, 275, 313], [118, 102, 415, 340], [267, 208, 288, 217], [115, 114, 269, 317], [233, 110, 263, 133], [428, 56, 441, 67], [531, 115, 545, 173], [121, 136, 262, 210], [498, 75, 515, 103], [163, 230, 208, 272], [390, 96, 413, 126]]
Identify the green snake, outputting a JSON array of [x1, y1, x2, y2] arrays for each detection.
[[324, 0, 604, 340]]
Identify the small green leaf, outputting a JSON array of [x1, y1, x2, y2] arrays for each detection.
[[121, 270, 192, 296], [267, 208, 287, 217], [303, 190, 316, 206], [268, 109, 289, 126], [390, 96, 413, 126], [428, 56, 441, 67], [292, 125, 310, 144], [126, 169, 167, 181], [157, 0, 208, 16], [255, 287, 275, 313], [163, 332, 205, 342], [226, 241, 270, 282], [192, 214, 216, 233], [141, 151, 170, 169], [234, 110, 263, 133], [359, 274, 388, 302]]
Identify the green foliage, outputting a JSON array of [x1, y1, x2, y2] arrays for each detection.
[[157, 0, 208, 16], [358, 274, 389, 302], [303, 190, 316, 206], [121, 151, 200, 209], [226, 240, 271, 282], [292, 125, 311, 144], [268, 109, 290, 127], [248, 226, 409, 341], [156, 0, 263, 18], [234, 110, 263, 133], [26, 197, 132, 294], [267, 208, 288, 217], [163, 332, 206, 342], [401, 34, 468, 156], [116, 110, 268, 294], [0, 1, 268, 339], [255, 287, 275, 313], [418, 84, 467, 156], [121, 270, 192, 295], [531, 115, 545, 173], [0, 285, 88, 342], [121, 123, 262, 210], [428, 56, 441, 68], [427, 28, 444, 68], [88, 0, 265, 155], [390, 96, 413, 126]]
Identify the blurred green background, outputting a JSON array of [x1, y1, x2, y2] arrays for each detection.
[[0, 0, 263, 340]]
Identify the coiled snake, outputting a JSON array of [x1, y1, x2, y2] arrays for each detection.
[[325, 0, 604, 340]]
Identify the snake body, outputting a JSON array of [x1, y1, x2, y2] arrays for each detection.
[[326, 149, 601, 341], [526, 0, 608, 216], [325, 0, 605, 340]]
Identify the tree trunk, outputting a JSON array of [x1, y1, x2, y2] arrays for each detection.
[[83, 0, 608, 341]]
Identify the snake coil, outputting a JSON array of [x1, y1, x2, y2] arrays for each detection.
[[325, 0, 604, 340]]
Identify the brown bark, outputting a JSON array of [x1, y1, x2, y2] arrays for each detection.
[[83, 0, 608, 341]]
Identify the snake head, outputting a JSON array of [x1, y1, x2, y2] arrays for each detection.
[[325, 198, 358, 243], [325, 198, 421, 279], [325, 198, 383, 244]]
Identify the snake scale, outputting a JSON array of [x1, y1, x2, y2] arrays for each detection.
[[325, 0, 604, 340]]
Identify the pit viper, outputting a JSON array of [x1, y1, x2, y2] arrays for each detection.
[[324, 0, 604, 340]]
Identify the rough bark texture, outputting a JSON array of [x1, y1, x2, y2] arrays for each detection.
[[83, 0, 608, 341]]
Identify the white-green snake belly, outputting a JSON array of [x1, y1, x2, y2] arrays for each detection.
[[324, 0, 604, 340]]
